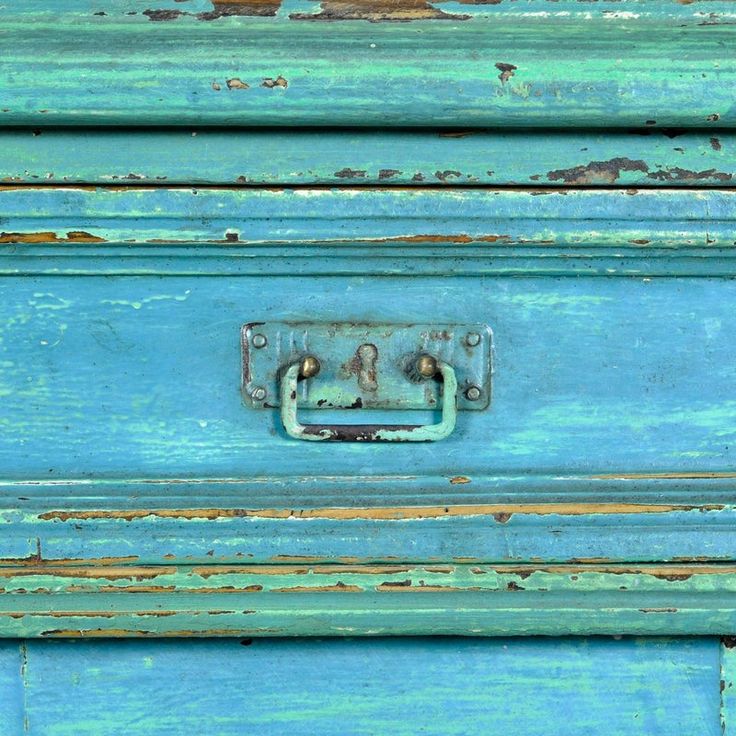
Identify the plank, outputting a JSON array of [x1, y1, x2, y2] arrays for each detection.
[[0, 643, 24, 735], [2, 189, 736, 564], [2, 130, 735, 186], [2, 563, 736, 637], [18, 637, 722, 735], [1, 5, 735, 127]]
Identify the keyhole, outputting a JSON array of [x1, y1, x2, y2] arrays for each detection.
[[356, 343, 378, 392]]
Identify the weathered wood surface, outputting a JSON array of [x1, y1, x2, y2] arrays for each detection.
[[2, 130, 736, 186], [0, 637, 722, 735], [1, 563, 736, 637], [2, 1, 735, 127]]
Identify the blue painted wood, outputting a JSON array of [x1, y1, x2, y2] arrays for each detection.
[[9, 638, 722, 735], [3, 187, 736, 278], [0, 643, 23, 734], [2, 273, 735, 478]]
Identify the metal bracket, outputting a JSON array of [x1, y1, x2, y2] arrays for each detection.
[[242, 322, 492, 411]]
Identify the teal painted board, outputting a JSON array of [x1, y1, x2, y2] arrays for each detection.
[[4, 501, 736, 566], [2, 7, 735, 127], [2, 129, 736, 186], [4, 637, 722, 735], [8, 0, 736, 21]]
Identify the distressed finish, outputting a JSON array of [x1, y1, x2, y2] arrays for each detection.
[[2, 2, 736, 127]]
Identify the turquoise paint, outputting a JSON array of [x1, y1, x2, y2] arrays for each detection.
[[1, 15, 735, 127], [0, 638, 722, 735], [0, 130, 734, 186]]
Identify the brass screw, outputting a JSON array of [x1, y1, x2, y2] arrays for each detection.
[[416, 354, 438, 378], [299, 355, 321, 379]]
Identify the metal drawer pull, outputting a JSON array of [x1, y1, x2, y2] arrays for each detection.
[[280, 355, 458, 442]]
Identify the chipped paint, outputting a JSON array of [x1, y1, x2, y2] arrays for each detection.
[[35, 503, 724, 522]]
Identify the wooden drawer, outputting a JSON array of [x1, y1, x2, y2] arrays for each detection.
[[1, 637, 731, 735]]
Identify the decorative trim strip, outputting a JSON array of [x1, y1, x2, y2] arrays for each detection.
[[1, 563, 735, 637]]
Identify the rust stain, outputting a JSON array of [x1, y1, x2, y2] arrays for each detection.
[[638, 607, 678, 614], [710, 137, 722, 151], [377, 584, 479, 592], [647, 167, 732, 183], [0, 566, 176, 580], [378, 169, 402, 180], [144, 1, 284, 20], [495, 62, 517, 84], [191, 564, 411, 576], [37, 503, 723, 523], [449, 476, 471, 485], [289, 0, 470, 22], [226, 78, 250, 90], [261, 76, 288, 88], [0, 231, 106, 244], [547, 158, 648, 185], [334, 168, 367, 179]]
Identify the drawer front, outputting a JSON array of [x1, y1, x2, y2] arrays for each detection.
[[3, 272, 735, 477], [0, 637, 729, 736]]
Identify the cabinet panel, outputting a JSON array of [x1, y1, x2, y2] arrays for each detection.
[[0, 637, 722, 736]]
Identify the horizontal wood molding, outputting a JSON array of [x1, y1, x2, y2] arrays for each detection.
[[1, 4, 735, 127], [1, 562, 735, 637], [3, 187, 736, 275], [1, 483, 735, 565], [1, 130, 735, 187]]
